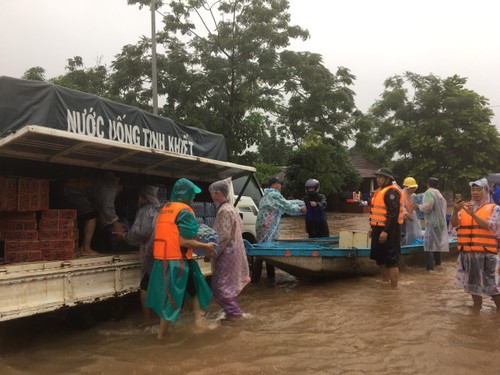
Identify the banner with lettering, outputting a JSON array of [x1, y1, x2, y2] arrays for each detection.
[[0, 76, 228, 161]]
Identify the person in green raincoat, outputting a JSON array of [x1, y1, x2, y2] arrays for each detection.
[[146, 178, 215, 339]]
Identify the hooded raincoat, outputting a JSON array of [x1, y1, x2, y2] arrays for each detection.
[[122, 185, 161, 281], [256, 188, 303, 243], [209, 179, 250, 316], [454, 178, 500, 296], [418, 187, 449, 252], [146, 178, 212, 322]]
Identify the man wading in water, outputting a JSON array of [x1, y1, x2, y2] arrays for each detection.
[[369, 168, 403, 288]]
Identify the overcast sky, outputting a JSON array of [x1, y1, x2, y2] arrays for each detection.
[[2, 0, 499, 127]]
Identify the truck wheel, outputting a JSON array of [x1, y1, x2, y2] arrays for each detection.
[[265, 262, 275, 279], [251, 257, 263, 283]]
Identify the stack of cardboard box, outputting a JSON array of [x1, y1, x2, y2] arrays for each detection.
[[0, 177, 77, 263]]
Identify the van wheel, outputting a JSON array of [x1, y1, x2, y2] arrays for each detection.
[[250, 257, 263, 283]]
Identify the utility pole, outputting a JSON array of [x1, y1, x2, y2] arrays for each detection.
[[151, 0, 158, 115]]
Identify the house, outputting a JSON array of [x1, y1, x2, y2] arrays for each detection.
[[349, 154, 382, 196]]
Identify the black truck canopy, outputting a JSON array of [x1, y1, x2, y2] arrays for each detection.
[[0, 76, 255, 182]]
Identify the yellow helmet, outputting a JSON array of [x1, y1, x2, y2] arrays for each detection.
[[403, 177, 418, 189]]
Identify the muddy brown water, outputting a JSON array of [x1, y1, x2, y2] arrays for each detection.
[[1, 213, 499, 375]]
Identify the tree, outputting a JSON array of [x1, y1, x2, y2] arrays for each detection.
[[285, 133, 361, 198], [367, 72, 500, 192], [22, 67, 46, 81], [50, 56, 111, 98], [124, 0, 357, 163]]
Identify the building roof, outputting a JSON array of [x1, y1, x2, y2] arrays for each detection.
[[349, 154, 381, 178]]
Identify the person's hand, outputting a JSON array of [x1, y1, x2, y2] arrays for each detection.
[[310, 201, 317, 207], [463, 202, 473, 216], [113, 221, 125, 233], [368, 228, 372, 237], [300, 206, 307, 214], [205, 242, 216, 255], [454, 196, 465, 212], [379, 231, 388, 244]]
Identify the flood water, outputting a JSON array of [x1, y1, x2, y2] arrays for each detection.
[[1, 213, 500, 375]]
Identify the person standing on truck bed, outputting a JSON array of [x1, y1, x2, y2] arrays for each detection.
[[146, 178, 215, 339], [254, 177, 307, 280], [91, 172, 126, 252], [63, 175, 99, 257], [115, 185, 161, 320]]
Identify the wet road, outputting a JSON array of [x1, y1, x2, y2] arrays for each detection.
[[1, 213, 499, 375]]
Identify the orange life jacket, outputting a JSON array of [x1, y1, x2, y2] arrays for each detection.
[[370, 185, 404, 227], [457, 203, 498, 253], [153, 202, 195, 260]]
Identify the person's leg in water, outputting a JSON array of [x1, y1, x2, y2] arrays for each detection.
[[388, 265, 399, 288], [158, 318, 170, 339], [491, 294, 500, 311], [471, 294, 483, 310], [379, 265, 390, 283]]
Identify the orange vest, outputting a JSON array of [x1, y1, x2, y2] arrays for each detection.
[[457, 203, 498, 253], [153, 202, 195, 260], [370, 185, 404, 227]]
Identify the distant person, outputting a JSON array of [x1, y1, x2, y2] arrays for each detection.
[[451, 178, 500, 310], [208, 178, 251, 320], [369, 168, 403, 288], [401, 177, 422, 245], [254, 176, 307, 279], [302, 179, 329, 238], [486, 175, 500, 205], [418, 177, 449, 271], [146, 178, 215, 339], [115, 185, 161, 319]]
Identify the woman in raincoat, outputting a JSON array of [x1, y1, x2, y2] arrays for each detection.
[[146, 178, 215, 339], [208, 178, 251, 320], [401, 177, 423, 245], [418, 177, 449, 271], [451, 178, 500, 310]]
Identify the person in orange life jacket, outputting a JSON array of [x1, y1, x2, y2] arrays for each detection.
[[302, 179, 330, 238], [145, 178, 216, 339], [450, 178, 500, 310], [369, 168, 403, 288]]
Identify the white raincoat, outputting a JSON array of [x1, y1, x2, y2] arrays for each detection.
[[418, 187, 449, 252]]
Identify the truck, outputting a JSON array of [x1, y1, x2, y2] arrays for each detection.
[[0, 76, 261, 322]]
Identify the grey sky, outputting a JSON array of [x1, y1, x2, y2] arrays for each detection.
[[1, 0, 499, 126]]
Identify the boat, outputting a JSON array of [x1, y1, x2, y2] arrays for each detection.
[[245, 231, 458, 281]]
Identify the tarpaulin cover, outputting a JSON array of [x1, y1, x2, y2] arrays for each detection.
[[0, 76, 228, 161]]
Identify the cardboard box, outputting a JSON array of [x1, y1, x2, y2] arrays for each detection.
[[5, 250, 42, 263], [339, 230, 371, 249], [38, 228, 74, 240], [39, 219, 75, 230], [41, 209, 78, 220], [39, 240, 76, 250], [2, 230, 39, 241]]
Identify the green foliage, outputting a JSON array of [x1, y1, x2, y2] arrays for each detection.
[[368, 72, 500, 192], [50, 56, 111, 98], [22, 67, 46, 81], [253, 162, 281, 187], [285, 135, 361, 198]]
